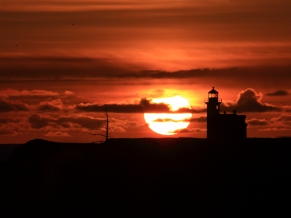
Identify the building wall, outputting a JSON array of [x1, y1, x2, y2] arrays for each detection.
[[207, 114, 247, 140]]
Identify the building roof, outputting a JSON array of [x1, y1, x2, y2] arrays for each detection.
[[208, 87, 218, 94]]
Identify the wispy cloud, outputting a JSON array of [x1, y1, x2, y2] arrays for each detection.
[[37, 99, 63, 112], [44, 131, 71, 137], [28, 113, 103, 130], [170, 128, 207, 133], [247, 118, 270, 126], [0, 89, 59, 98], [0, 98, 30, 112], [266, 90, 290, 96], [0, 130, 17, 136]]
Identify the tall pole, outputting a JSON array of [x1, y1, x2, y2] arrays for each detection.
[[105, 107, 109, 141]]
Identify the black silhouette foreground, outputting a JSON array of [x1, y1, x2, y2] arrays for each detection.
[[1, 138, 291, 216]]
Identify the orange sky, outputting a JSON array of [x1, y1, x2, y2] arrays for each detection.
[[1, 0, 291, 143]]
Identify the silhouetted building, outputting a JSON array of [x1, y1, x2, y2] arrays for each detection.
[[204, 87, 247, 140]]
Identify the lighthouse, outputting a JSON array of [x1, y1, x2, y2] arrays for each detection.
[[204, 87, 247, 140], [204, 87, 222, 139]]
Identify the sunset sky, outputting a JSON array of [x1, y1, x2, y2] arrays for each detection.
[[1, 0, 291, 143]]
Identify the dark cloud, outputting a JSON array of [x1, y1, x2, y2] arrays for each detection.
[[37, 104, 61, 112], [56, 116, 103, 130], [110, 126, 126, 133], [0, 118, 20, 125], [258, 126, 291, 132], [247, 118, 270, 126], [152, 118, 180, 123], [0, 117, 27, 137], [28, 113, 103, 130], [190, 116, 207, 122], [1, 55, 291, 86], [0, 118, 10, 126], [0, 98, 30, 112], [76, 98, 204, 114], [152, 116, 206, 123], [109, 118, 144, 130], [0, 56, 141, 79], [0, 89, 59, 99], [271, 115, 291, 123], [0, 118, 8, 125], [0, 130, 17, 136], [221, 88, 280, 112], [176, 107, 206, 113], [252, 115, 291, 132], [76, 98, 171, 113], [283, 106, 291, 112], [170, 128, 190, 133], [37, 99, 63, 112], [28, 114, 51, 129], [170, 128, 206, 133], [266, 90, 289, 96]]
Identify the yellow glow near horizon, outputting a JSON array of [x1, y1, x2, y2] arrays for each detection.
[[144, 96, 192, 135]]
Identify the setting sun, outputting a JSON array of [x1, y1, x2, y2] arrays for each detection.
[[144, 96, 192, 135]]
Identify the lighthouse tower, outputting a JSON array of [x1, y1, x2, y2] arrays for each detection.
[[204, 87, 222, 139]]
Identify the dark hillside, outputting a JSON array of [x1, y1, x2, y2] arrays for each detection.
[[1, 138, 291, 216]]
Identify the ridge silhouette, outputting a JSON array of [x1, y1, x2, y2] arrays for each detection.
[[1, 138, 291, 216]]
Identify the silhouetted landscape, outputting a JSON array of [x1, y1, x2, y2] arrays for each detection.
[[1, 138, 291, 216], [2, 0, 291, 216]]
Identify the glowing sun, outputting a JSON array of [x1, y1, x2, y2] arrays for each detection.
[[144, 96, 192, 135]]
